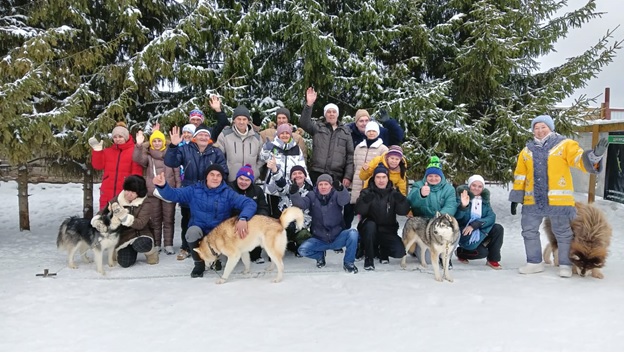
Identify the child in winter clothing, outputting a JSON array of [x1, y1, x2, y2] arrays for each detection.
[[360, 145, 408, 196], [133, 129, 181, 255], [455, 175, 504, 270]]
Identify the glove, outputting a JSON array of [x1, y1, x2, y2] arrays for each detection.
[[469, 220, 484, 230], [111, 202, 129, 222], [377, 109, 390, 124], [289, 183, 299, 194], [252, 111, 263, 127], [468, 231, 480, 245], [91, 218, 108, 233], [263, 141, 273, 151], [332, 180, 343, 191], [88, 137, 103, 151], [593, 137, 608, 157], [511, 202, 518, 215]]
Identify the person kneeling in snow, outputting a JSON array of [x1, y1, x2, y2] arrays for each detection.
[[92, 175, 159, 268]]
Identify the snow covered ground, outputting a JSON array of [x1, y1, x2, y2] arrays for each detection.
[[0, 180, 623, 351]]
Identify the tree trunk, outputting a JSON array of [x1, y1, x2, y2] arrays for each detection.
[[17, 164, 30, 231], [83, 166, 94, 219]]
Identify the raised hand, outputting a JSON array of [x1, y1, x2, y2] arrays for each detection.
[[153, 172, 166, 187], [342, 178, 351, 189], [460, 190, 470, 207], [88, 137, 103, 151], [136, 130, 145, 145], [153, 122, 161, 132], [593, 137, 609, 157], [267, 155, 278, 173], [306, 87, 317, 106], [169, 126, 182, 145], [209, 95, 222, 112], [421, 182, 430, 197]]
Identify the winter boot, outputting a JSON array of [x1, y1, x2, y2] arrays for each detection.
[[144, 246, 159, 265], [364, 257, 375, 271], [188, 240, 205, 278], [519, 262, 544, 274], [210, 259, 223, 271], [343, 263, 359, 274], [316, 252, 326, 268]]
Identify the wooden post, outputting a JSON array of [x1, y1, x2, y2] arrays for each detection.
[[604, 87, 611, 120], [587, 124, 600, 203], [17, 164, 30, 231], [83, 166, 94, 219]]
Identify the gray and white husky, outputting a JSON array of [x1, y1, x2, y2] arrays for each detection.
[[56, 208, 121, 275], [400, 212, 460, 282]]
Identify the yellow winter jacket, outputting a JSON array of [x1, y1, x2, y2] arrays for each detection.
[[359, 154, 408, 196], [512, 138, 587, 207]]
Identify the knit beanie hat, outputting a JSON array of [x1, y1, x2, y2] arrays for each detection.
[[373, 162, 389, 177], [365, 121, 380, 135], [204, 164, 226, 180], [182, 124, 196, 135], [193, 124, 211, 138], [123, 175, 148, 198], [276, 107, 291, 121], [323, 103, 339, 118], [386, 145, 403, 159], [290, 165, 307, 178], [354, 109, 370, 123], [149, 130, 166, 151], [189, 109, 205, 122], [316, 174, 333, 185], [424, 156, 444, 178], [531, 115, 555, 132], [277, 123, 292, 137], [467, 174, 485, 188], [111, 123, 130, 142], [236, 164, 255, 183], [232, 105, 251, 120]]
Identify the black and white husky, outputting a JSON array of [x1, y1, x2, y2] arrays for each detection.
[[400, 212, 460, 282], [56, 207, 122, 275]]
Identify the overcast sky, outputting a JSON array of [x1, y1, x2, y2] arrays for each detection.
[[540, 0, 624, 107]]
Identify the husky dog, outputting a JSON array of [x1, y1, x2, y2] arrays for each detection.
[[400, 212, 460, 282], [56, 208, 121, 275], [194, 206, 305, 284], [543, 201, 612, 279]]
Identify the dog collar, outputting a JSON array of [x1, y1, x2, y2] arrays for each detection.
[[207, 241, 219, 257]]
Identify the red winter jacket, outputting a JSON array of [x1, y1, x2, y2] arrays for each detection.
[[92, 135, 144, 210]]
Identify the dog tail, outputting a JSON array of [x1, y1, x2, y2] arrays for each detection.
[[57, 218, 69, 249], [279, 207, 305, 230]]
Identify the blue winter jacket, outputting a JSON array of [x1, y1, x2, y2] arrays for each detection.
[[164, 143, 228, 187], [290, 187, 350, 244], [156, 181, 256, 235], [454, 185, 496, 251], [346, 118, 404, 147]]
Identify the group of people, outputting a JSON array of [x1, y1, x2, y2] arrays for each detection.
[[87, 88, 609, 279]]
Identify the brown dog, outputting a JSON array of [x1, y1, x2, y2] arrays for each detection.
[[194, 206, 304, 284], [543, 202, 612, 279]]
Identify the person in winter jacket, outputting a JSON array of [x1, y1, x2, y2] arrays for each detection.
[[164, 122, 228, 261], [260, 123, 308, 217], [290, 174, 359, 273], [228, 164, 270, 264], [346, 108, 404, 152], [455, 175, 504, 270], [91, 175, 159, 267], [355, 163, 410, 271], [360, 145, 408, 196], [153, 164, 257, 278], [348, 121, 388, 229], [89, 122, 143, 211], [216, 105, 264, 183], [509, 115, 608, 277], [259, 107, 308, 158], [133, 129, 181, 255], [407, 156, 459, 265], [299, 87, 355, 187]]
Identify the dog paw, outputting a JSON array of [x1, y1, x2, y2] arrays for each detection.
[[108, 262, 116, 268], [272, 277, 282, 283], [445, 276, 454, 282], [434, 275, 443, 282], [242, 269, 250, 275], [215, 278, 227, 285], [69, 263, 78, 269], [591, 270, 604, 279]]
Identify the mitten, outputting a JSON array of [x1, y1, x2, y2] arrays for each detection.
[[593, 137, 609, 157], [289, 183, 299, 195], [469, 220, 484, 230], [252, 112, 263, 127], [262, 141, 273, 151], [377, 109, 390, 123], [511, 202, 518, 215], [88, 137, 103, 151], [111, 202, 129, 222], [91, 218, 108, 233], [332, 180, 343, 191]]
